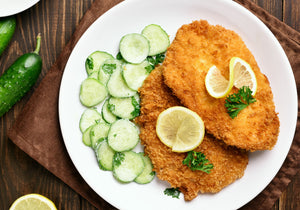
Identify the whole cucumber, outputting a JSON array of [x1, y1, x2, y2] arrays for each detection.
[[0, 16, 16, 56], [0, 34, 42, 117]]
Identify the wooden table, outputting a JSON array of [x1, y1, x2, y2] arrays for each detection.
[[0, 0, 299, 209]]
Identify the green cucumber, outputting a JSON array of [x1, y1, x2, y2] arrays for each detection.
[[0, 34, 42, 117], [79, 78, 108, 107], [113, 151, 145, 183], [141, 24, 170, 56], [85, 51, 114, 76], [96, 139, 115, 171], [0, 16, 16, 56], [107, 119, 140, 152], [122, 60, 151, 91], [119, 33, 150, 64], [134, 153, 155, 184]]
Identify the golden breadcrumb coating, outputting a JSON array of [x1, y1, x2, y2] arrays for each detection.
[[135, 67, 248, 201], [162, 20, 279, 151]]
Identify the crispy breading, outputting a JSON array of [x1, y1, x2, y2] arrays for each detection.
[[162, 20, 280, 151], [135, 66, 248, 201]]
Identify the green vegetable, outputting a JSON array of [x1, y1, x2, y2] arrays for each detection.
[[182, 151, 214, 173], [113, 152, 125, 167], [164, 187, 181, 199], [0, 34, 42, 117], [145, 53, 165, 73], [130, 95, 140, 118], [225, 86, 256, 119], [102, 63, 116, 74], [0, 16, 16, 56]]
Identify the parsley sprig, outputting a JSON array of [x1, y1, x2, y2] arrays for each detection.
[[225, 86, 256, 119], [164, 187, 181, 199], [182, 151, 213, 173]]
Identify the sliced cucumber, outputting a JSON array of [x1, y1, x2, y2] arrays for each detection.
[[85, 51, 114, 75], [119, 33, 149, 64], [122, 60, 151, 91], [96, 139, 115, 171], [82, 125, 93, 147], [113, 151, 145, 183], [90, 122, 110, 149], [88, 70, 99, 80], [79, 108, 103, 132], [108, 119, 139, 152], [142, 24, 170, 56], [102, 99, 118, 124], [134, 153, 155, 184], [98, 59, 122, 86], [107, 67, 136, 98], [80, 78, 108, 107], [108, 95, 140, 120]]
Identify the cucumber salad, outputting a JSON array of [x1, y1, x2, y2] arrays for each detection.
[[79, 24, 170, 184]]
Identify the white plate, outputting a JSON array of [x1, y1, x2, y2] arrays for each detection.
[[0, 0, 39, 17], [59, 0, 298, 209]]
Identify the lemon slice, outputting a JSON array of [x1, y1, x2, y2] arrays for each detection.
[[10, 194, 57, 210], [205, 65, 234, 98], [230, 57, 257, 95], [156, 106, 205, 153]]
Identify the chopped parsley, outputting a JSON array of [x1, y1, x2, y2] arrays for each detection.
[[182, 151, 214, 173], [164, 187, 181, 199], [102, 63, 116, 74], [113, 152, 125, 167], [225, 86, 256, 119], [130, 96, 140, 118], [86, 57, 94, 70], [145, 53, 166, 73]]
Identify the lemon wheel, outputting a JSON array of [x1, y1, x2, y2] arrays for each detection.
[[156, 106, 205, 153]]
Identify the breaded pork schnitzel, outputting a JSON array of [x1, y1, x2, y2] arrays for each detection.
[[135, 66, 248, 201], [162, 20, 279, 151]]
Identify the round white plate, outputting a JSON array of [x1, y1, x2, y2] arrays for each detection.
[[0, 0, 39, 17], [59, 0, 298, 209]]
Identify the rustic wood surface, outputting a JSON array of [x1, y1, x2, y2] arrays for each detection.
[[0, 0, 299, 209]]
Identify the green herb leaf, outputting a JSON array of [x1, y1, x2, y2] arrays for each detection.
[[86, 57, 94, 70], [113, 152, 125, 167], [182, 151, 214, 173], [164, 188, 181, 199], [144, 65, 154, 74], [225, 86, 256, 119], [146, 53, 166, 71], [102, 64, 116, 74], [107, 103, 115, 112], [130, 96, 140, 118]]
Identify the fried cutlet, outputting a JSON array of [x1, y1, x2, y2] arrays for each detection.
[[135, 66, 248, 201], [162, 20, 280, 151]]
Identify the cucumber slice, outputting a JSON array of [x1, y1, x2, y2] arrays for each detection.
[[79, 108, 103, 132], [85, 51, 114, 75], [102, 99, 118, 124], [107, 67, 136, 98], [96, 139, 115, 171], [142, 24, 170, 56], [108, 95, 140, 120], [113, 151, 145, 183], [98, 59, 122, 86], [82, 125, 93, 147], [90, 122, 110, 149], [108, 119, 140, 152], [88, 70, 99, 80], [119, 33, 150, 64], [122, 60, 151, 91], [134, 153, 155, 184], [80, 78, 108, 107]]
